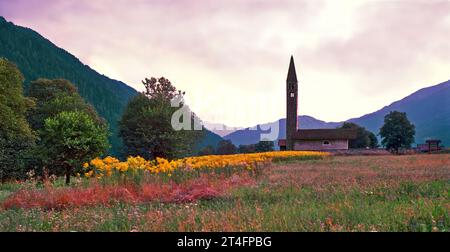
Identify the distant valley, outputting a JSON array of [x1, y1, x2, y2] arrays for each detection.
[[224, 80, 450, 147]]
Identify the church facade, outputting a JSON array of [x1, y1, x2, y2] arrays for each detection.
[[279, 56, 357, 151]]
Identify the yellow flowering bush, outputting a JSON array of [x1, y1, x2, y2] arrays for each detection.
[[83, 151, 329, 179]]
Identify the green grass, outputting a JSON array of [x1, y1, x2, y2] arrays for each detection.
[[0, 180, 447, 232], [0, 155, 448, 232]]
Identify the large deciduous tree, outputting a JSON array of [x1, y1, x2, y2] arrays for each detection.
[[341, 122, 378, 149], [198, 145, 216, 156], [142, 77, 185, 101], [119, 77, 203, 160], [238, 144, 256, 154], [255, 141, 275, 152], [0, 58, 35, 181], [216, 140, 237, 155], [27, 79, 108, 179], [40, 111, 109, 184], [27, 79, 103, 130], [368, 132, 379, 149], [379, 111, 415, 153]]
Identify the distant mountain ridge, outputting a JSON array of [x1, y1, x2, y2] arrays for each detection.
[[203, 121, 243, 137], [225, 80, 450, 147], [349, 80, 450, 146], [224, 116, 341, 146], [0, 16, 222, 155]]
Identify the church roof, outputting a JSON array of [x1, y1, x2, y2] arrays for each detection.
[[293, 129, 357, 140], [287, 55, 298, 82]]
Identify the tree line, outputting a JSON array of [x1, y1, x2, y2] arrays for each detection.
[[0, 57, 416, 183], [199, 140, 275, 156], [340, 118, 415, 152], [0, 59, 202, 183]]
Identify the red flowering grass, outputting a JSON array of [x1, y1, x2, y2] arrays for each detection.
[[266, 154, 450, 190], [2, 154, 448, 211], [1, 173, 256, 210], [0, 154, 448, 231]]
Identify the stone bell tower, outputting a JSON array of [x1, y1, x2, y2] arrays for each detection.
[[286, 55, 298, 150]]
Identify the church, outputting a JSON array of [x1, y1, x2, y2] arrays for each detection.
[[279, 56, 357, 151]]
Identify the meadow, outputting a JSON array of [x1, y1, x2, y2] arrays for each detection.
[[0, 153, 448, 232]]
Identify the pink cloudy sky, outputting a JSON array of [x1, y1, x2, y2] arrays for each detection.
[[1, 0, 449, 127]]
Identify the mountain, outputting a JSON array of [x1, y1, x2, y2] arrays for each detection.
[[224, 116, 341, 146], [0, 16, 222, 155], [203, 121, 243, 137], [349, 80, 450, 146], [225, 81, 450, 147], [196, 130, 223, 150], [0, 16, 136, 155]]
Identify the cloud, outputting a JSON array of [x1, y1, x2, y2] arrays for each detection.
[[302, 1, 450, 82], [295, 1, 450, 121], [1, 0, 449, 126]]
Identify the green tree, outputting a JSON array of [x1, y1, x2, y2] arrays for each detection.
[[27, 79, 103, 130], [379, 111, 415, 153], [142, 77, 184, 101], [341, 122, 377, 149], [238, 144, 256, 154], [40, 111, 109, 184], [0, 17, 137, 156], [26, 79, 107, 176], [368, 132, 379, 148], [255, 141, 275, 152], [0, 58, 35, 181], [216, 140, 237, 155], [119, 77, 202, 160], [198, 145, 216, 156]]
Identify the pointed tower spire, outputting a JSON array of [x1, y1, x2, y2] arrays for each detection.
[[286, 55, 298, 151], [287, 55, 297, 82]]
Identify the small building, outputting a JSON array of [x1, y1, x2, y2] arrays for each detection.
[[279, 56, 357, 151], [279, 129, 357, 151], [291, 129, 357, 151], [417, 139, 442, 153]]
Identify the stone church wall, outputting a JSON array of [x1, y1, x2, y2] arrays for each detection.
[[294, 140, 349, 151]]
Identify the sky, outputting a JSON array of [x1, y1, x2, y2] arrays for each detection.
[[1, 0, 449, 128]]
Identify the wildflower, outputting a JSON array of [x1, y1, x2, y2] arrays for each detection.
[[115, 162, 129, 173], [84, 170, 94, 178], [84, 151, 328, 180]]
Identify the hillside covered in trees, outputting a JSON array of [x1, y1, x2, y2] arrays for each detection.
[[0, 16, 222, 156]]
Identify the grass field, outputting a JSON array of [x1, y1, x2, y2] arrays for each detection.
[[0, 154, 448, 232]]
